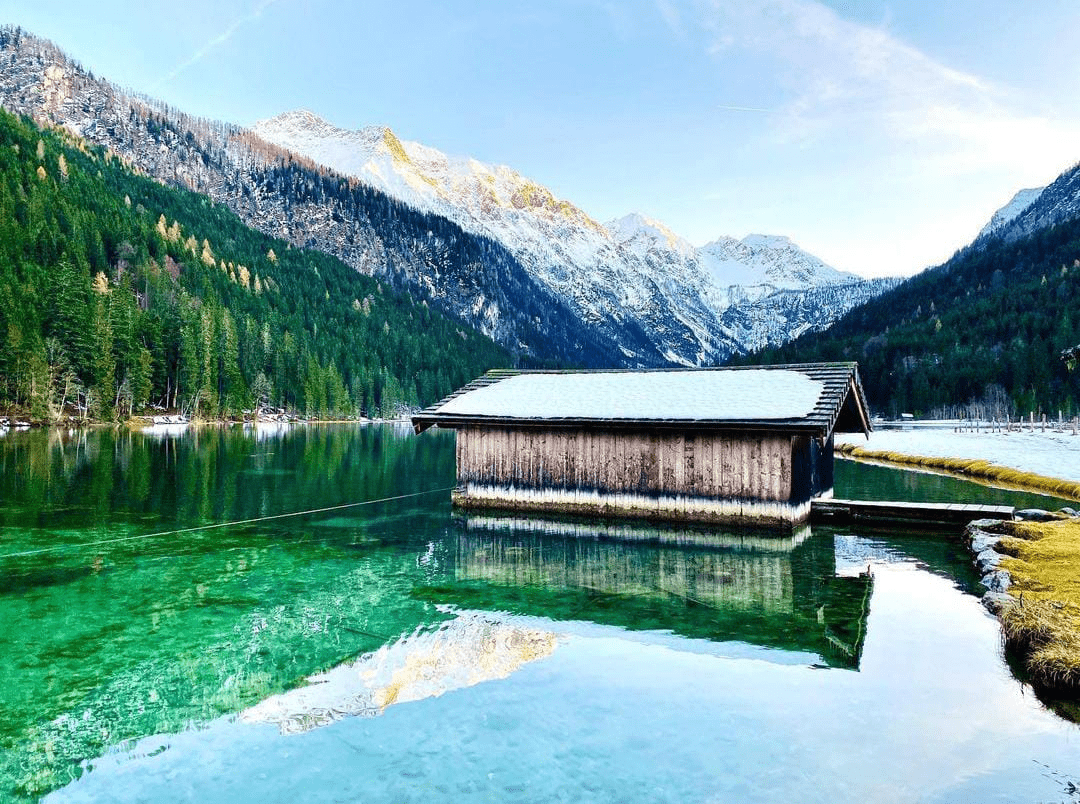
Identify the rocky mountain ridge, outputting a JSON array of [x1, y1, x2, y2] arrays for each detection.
[[0, 27, 893, 367], [974, 161, 1080, 248], [976, 187, 1044, 240], [254, 109, 885, 364]]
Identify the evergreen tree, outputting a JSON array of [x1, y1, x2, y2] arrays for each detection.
[[0, 108, 510, 421]]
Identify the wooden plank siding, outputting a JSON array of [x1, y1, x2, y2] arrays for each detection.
[[457, 425, 798, 501], [452, 425, 820, 526]]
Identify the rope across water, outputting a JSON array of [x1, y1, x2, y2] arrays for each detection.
[[0, 486, 457, 560]]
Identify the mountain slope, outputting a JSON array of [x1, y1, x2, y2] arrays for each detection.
[[0, 106, 509, 419], [254, 111, 739, 365], [0, 28, 626, 368], [976, 187, 1043, 240], [0, 28, 891, 369], [253, 110, 885, 365], [737, 192, 1080, 417], [982, 162, 1080, 245]]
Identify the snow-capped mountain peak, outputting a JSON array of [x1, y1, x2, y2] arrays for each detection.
[[698, 233, 853, 290], [250, 108, 881, 365], [256, 109, 356, 139], [253, 110, 604, 235], [605, 213, 697, 259]]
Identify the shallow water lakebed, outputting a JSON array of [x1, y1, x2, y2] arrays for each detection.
[[0, 424, 1076, 802]]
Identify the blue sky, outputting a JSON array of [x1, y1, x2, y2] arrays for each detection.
[[6, 0, 1080, 277]]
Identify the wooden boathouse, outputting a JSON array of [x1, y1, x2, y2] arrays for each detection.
[[411, 363, 872, 526]]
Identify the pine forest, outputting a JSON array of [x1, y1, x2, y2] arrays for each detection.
[[0, 109, 510, 421], [741, 217, 1080, 419]]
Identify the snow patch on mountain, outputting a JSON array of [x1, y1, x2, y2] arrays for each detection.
[[253, 110, 880, 365], [699, 234, 855, 290], [977, 187, 1044, 240]]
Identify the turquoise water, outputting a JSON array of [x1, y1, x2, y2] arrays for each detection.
[[0, 424, 1076, 803]]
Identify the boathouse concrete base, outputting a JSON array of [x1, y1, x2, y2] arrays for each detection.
[[451, 483, 814, 528], [459, 512, 813, 551]]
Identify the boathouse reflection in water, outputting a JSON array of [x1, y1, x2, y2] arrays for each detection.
[[419, 515, 873, 669]]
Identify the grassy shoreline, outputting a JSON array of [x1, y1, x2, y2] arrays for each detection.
[[835, 442, 1080, 502], [995, 518, 1080, 696]]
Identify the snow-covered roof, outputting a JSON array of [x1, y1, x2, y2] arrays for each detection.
[[435, 370, 821, 421], [413, 363, 871, 437]]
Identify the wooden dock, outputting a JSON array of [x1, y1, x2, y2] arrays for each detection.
[[811, 498, 1014, 530]]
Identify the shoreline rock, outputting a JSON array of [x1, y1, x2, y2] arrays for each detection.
[[964, 518, 1015, 608]]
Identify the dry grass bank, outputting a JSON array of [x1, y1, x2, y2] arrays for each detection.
[[996, 518, 1080, 692], [835, 442, 1080, 502]]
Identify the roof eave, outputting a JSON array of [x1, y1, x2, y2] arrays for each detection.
[[410, 414, 831, 436]]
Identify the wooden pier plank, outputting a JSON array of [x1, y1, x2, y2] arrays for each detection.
[[811, 498, 1014, 530]]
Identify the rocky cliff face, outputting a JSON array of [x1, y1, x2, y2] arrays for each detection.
[[987, 165, 1080, 245], [0, 27, 892, 367], [254, 110, 890, 365]]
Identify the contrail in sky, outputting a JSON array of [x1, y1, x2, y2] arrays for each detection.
[[716, 104, 772, 113], [157, 0, 282, 88]]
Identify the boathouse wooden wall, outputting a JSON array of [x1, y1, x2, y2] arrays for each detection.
[[453, 425, 832, 524]]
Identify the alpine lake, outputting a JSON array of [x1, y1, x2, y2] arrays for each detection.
[[0, 423, 1077, 803]]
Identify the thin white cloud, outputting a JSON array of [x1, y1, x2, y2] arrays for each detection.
[[157, 0, 282, 88], [716, 104, 771, 113], [655, 0, 686, 38], [702, 0, 1079, 179]]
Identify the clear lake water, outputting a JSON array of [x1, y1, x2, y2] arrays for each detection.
[[0, 423, 1076, 803]]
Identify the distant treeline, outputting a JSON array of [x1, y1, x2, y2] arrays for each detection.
[[0, 108, 509, 420], [737, 215, 1080, 418]]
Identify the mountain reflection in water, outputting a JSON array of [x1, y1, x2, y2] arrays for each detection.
[[417, 514, 872, 670]]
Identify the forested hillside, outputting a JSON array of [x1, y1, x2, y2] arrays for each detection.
[[0, 109, 509, 421], [0, 28, 638, 368], [740, 218, 1080, 418], [0, 28, 898, 369]]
